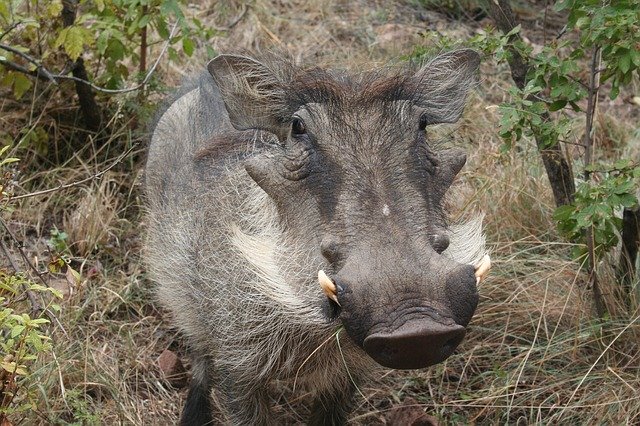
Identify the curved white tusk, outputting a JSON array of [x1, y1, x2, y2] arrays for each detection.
[[474, 254, 491, 285], [318, 270, 341, 306]]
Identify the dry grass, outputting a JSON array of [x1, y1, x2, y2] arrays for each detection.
[[1, 0, 639, 424]]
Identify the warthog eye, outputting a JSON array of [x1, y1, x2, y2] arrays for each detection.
[[291, 117, 307, 135]]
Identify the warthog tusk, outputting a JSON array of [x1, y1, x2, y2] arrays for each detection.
[[474, 254, 491, 285], [318, 270, 341, 306]]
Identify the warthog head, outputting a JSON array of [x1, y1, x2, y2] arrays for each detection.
[[207, 49, 489, 370]]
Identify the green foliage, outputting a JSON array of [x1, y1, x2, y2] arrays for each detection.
[[468, 1, 640, 279], [0, 146, 62, 421], [0, 271, 61, 418], [471, 0, 640, 148], [55, 388, 100, 425], [556, 0, 640, 99], [407, 32, 464, 62], [47, 227, 69, 255], [555, 161, 640, 260], [0, 0, 215, 92]]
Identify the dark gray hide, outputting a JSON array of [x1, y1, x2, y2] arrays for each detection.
[[145, 50, 486, 425]]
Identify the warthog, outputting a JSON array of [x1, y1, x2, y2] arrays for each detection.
[[145, 49, 490, 425]]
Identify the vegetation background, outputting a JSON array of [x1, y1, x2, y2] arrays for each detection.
[[0, 0, 638, 424]]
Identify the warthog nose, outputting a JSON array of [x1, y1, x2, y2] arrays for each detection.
[[362, 319, 466, 370]]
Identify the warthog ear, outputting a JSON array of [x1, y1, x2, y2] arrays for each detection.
[[411, 49, 480, 125], [207, 55, 289, 136]]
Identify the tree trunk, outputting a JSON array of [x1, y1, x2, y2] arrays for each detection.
[[62, 0, 102, 133], [485, 0, 575, 207], [617, 206, 640, 303]]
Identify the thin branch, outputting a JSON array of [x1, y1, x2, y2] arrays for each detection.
[[10, 144, 137, 201], [556, 25, 568, 39], [0, 22, 178, 94], [583, 47, 601, 179], [0, 238, 43, 310], [0, 42, 57, 82], [583, 45, 605, 318], [0, 56, 34, 75], [0, 21, 25, 41], [567, 74, 590, 91], [209, 3, 248, 31], [558, 139, 586, 147]]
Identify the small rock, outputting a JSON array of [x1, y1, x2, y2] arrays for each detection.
[[386, 397, 439, 426], [157, 349, 187, 388], [49, 278, 73, 300]]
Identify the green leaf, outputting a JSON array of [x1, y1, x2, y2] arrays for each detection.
[[548, 99, 567, 112], [96, 31, 109, 55], [161, 0, 185, 20], [554, 0, 574, 12], [182, 37, 194, 56], [554, 204, 576, 221], [13, 73, 32, 100], [10, 324, 25, 338], [610, 84, 620, 100], [2, 361, 28, 376], [618, 193, 638, 208], [505, 24, 521, 38], [631, 49, 640, 67], [106, 38, 126, 62], [618, 52, 631, 74], [0, 1, 10, 20], [46, 0, 63, 18], [59, 26, 94, 61], [138, 14, 151, 28], [575, 16, 590, 29], [613, 180, 634, 194]]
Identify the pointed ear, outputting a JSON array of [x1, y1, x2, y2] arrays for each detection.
[[410, 49, 480, 125], [207, 55, 290, 135]]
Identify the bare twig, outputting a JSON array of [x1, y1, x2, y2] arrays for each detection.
[[556, 25, 568, 40], [0, 56, 57, 87], [140, 5, 148, 77], [0, 21, 25, 41], [0, 238, 43, 311], [0, 22, 178, 94], [558, 139, 586, 147], [0, 42, 57, 83], [582, 45, 606, 318], [209, 3, 248, 31], [9, 144, 137, 201]]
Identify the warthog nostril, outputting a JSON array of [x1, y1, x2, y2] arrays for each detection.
[[362, 318, 466, 370]]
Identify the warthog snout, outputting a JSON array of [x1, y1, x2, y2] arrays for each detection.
[[323, 243, 479, 369]]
